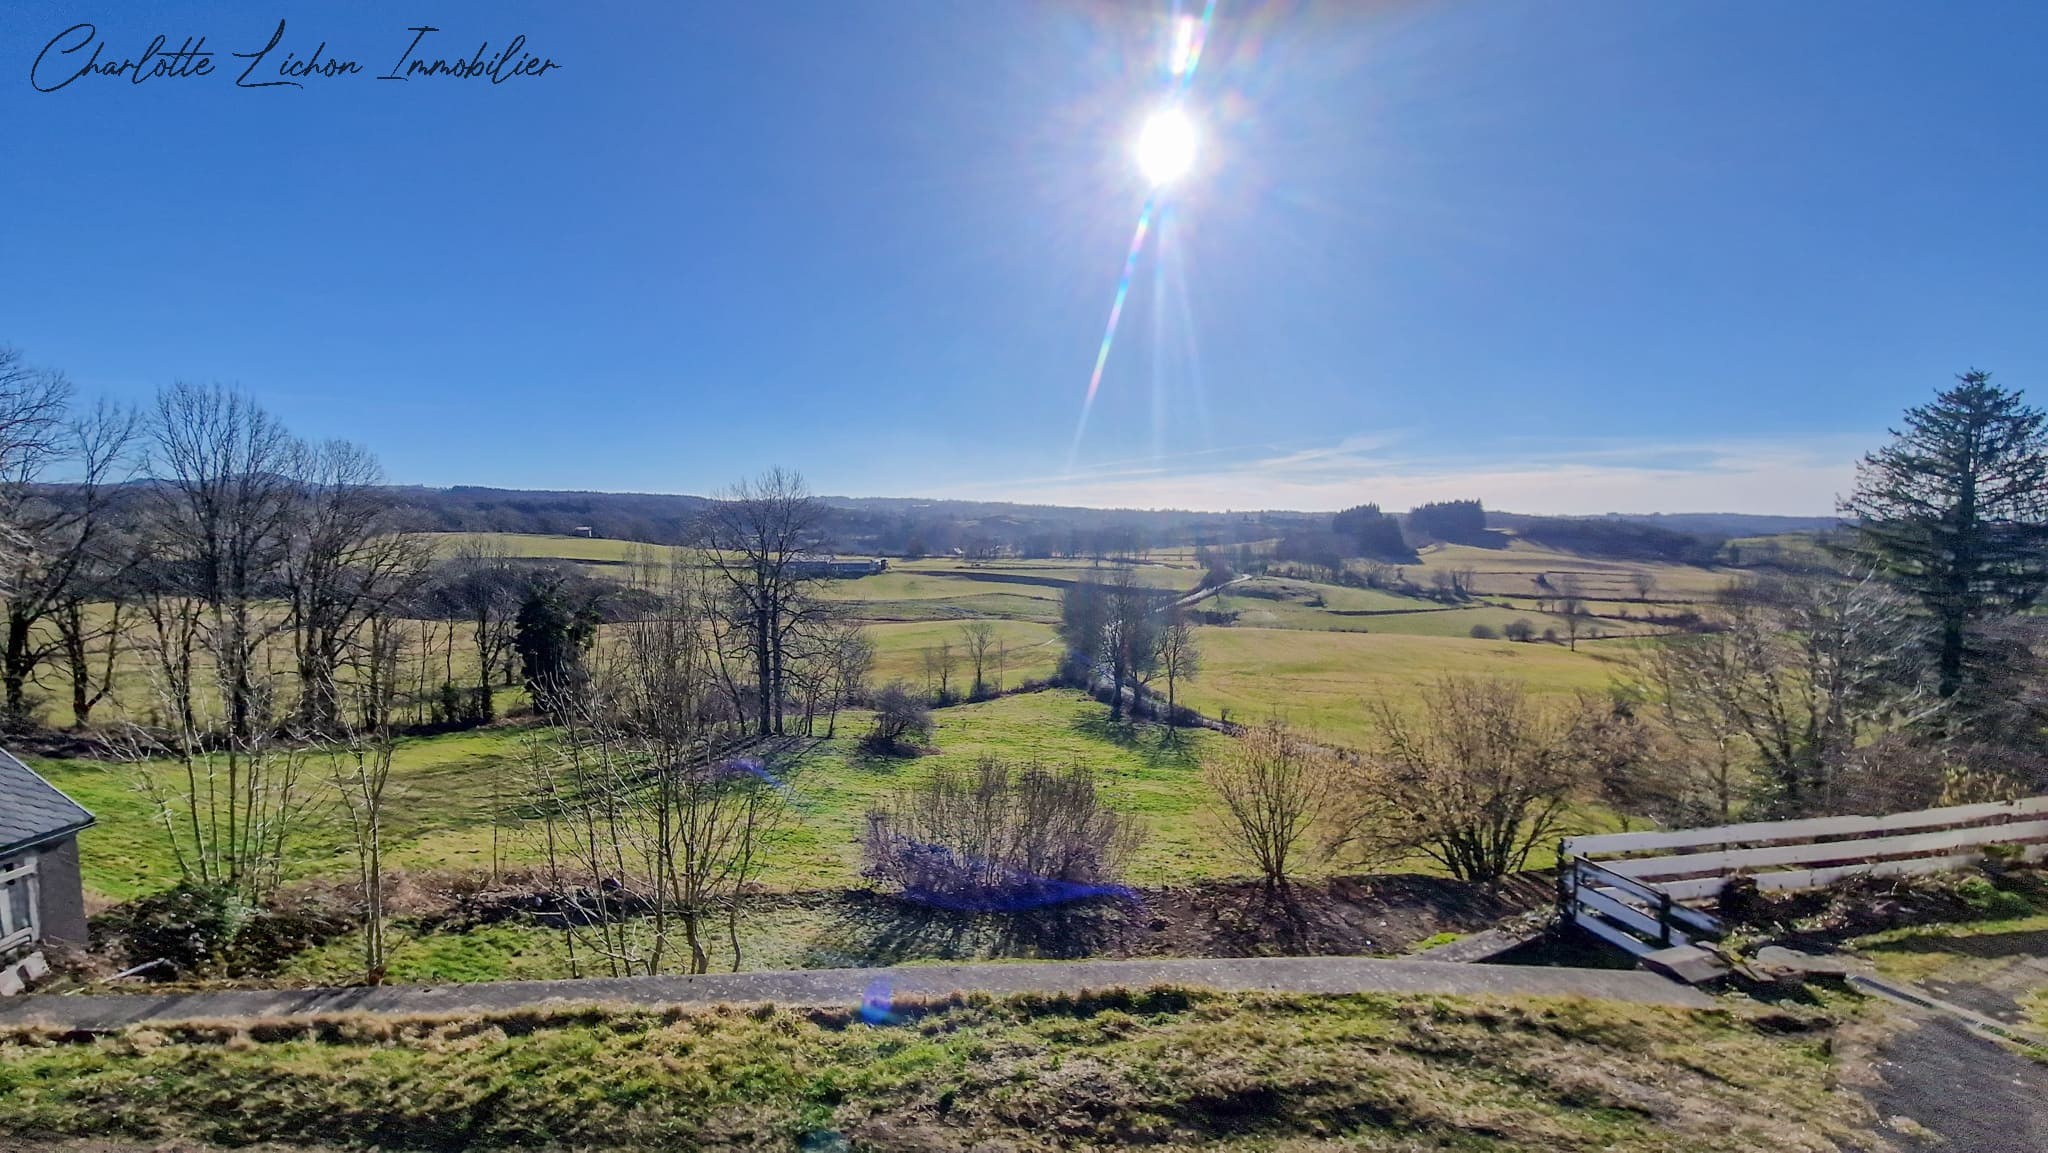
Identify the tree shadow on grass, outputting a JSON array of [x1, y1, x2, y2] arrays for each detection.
[[846, 746, 924, 774], [1069, 711, 1202, 770], [1864, 928, 2048, 961], [800, 891, 1130, 968]]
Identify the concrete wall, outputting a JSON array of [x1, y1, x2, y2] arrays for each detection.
[[30, 837, 88, 946]]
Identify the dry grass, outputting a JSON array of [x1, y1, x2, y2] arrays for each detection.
[[0, 988, 1870, 1152]]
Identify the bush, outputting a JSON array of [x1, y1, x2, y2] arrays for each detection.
[[1503, 618, 1535, 642], [1541, 627, 1560, 644], [1468, 624, 1499, 640], [1203, 721, 1342, 889], [862, 756, 1143, 909], [862, 680, 931, 754], [1332, 678, 1588, 882]]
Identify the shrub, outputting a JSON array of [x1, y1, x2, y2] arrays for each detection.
[[1468, 624, 1499, 640], [1203, 721, 1343, 889], [862, 756, 1143, 909], [1541, 627, 1560, 644], [1330, 678, 1589, 882], [1503, 618, 1535, 642], [862, 680, 931, 754]]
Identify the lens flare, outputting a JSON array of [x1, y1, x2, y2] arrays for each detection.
[[1068, 197, 1155, 466], [1136, 107, 1197, 187], [1170, 14, 1199, 76], [860, 979, 895, 1025]]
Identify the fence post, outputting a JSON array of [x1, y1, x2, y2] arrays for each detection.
[[1657, 888, 1673, 947], [1556, 840, 1572, 924]]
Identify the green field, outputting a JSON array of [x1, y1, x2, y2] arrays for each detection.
[[1402, 540, 1740, 601], [423, 531, 678, 565], [25, 530, 1739, 909], [863, 619, 1062, 686], [1178, 627, 1629, 747], [21, 527, 1758, 984], [33, 726, 541, 904], [38, 690, 1227, 906]]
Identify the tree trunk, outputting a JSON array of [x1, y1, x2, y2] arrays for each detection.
[[3, 610, 34, 722]]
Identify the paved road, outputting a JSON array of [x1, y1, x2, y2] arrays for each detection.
[[1864, 1013, 2048, 1152], [0, 955, 1709, 1031]]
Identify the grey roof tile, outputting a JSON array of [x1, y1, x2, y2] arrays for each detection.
[[0, 748, 93, 851]]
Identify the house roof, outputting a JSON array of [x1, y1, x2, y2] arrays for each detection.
[[0, 748, 93, 853]]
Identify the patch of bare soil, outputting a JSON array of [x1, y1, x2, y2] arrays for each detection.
[[768, 871, 1550, 969], [1718, 866, 2048, 951], [76, 869, 1552, 988]]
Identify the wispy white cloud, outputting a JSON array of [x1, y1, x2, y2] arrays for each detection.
[[933, 434, 1866, 515]]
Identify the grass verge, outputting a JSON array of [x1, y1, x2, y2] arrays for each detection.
[[0, 989, 1865, 1152]]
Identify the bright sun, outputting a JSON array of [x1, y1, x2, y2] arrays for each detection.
[[1136, 107, 1197, 187]]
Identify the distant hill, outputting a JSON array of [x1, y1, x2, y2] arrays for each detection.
[[1486, 510, 1844, 538], [114, 481, 1836, 565], [386, 485, 1321, 556], [388, 486, 713, 542]]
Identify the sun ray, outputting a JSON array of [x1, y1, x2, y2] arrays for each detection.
[[1066, 0, 1220, 469], [1068, 195, 1155, 469]]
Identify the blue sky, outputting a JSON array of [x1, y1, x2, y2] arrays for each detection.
[[3, 1, 2044, 514]]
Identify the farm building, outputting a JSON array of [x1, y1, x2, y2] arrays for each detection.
[[789, 555, 888, 579], [0, 749, 93, 994]]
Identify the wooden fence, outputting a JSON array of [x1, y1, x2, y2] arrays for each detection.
[[1560, 795, 2048, 960]]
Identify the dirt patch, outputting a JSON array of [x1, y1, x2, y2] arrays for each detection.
[[82, 869, 1552, 986], [1719, 867, 2048, 951], [786, 872, 1550, 969]]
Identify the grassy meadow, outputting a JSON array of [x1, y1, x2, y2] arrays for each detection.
[[13, 529, 1751, 983], [1176, 628, 1631, 748], [35, 689, 1225, 906]]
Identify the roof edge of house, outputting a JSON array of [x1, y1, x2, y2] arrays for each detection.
[[0, 747, 98, 856], [1, 816, 95, 857]]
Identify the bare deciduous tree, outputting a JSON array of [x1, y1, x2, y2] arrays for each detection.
[[920, 639, 957, 702], [824, 621, 874, 737], [283, 439, 429, 732], [1332, 678, 1588, 882], [1203, 720, 1340, 890], [1059, 566, 1162, 720], [1552, 573, 1588, 651], [1559, 597, 1588, 651], [0, 397, 138, 724], [148, 383, 301, 742], [1638, 572, 1937, 817], [702, 468, 823, 735], [436, 541, 526, 723], [1630, 571, 1657, 602], [327, 730, 397, 981], [0, 347, 72, 577], [1158, 609, 1200, 724], [960, 620, 997, 699], [526, 560, 791, 976]]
